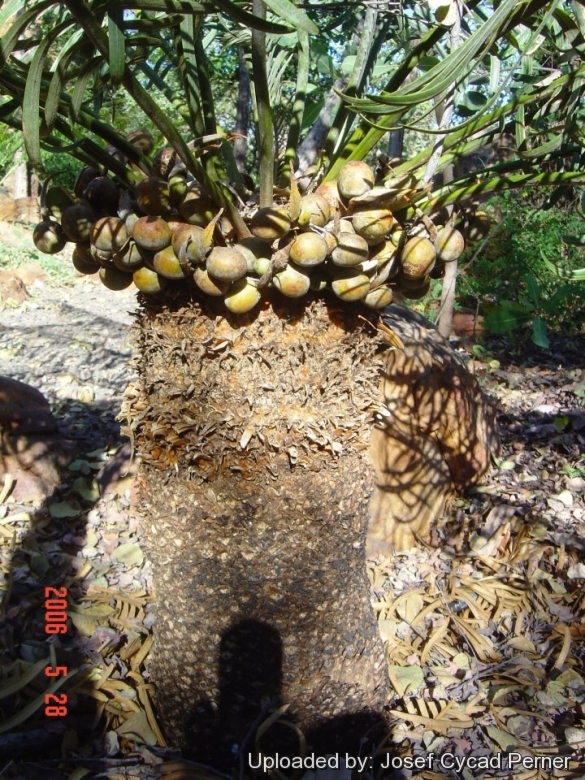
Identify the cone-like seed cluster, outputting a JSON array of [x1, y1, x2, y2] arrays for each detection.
[[33, 135, 489, 314]]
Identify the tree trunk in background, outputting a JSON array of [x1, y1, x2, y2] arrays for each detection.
[[12, 150, 28, 199], [234, 47, 251, 175], [125, 291, 391, 768], [435, 157, 456, 338], [437, 255, 458, 338]]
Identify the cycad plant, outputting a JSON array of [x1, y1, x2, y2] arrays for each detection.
[[2, 0, 585, 763]]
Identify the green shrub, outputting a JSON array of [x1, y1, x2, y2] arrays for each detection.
[[459, 189, 585, 346]]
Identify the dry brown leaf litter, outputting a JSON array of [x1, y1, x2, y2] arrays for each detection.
[[1, 320, 585, 777]]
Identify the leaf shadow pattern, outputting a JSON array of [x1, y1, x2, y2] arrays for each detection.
[[368, 305, 500, 555], [0, 391, 130, 760]]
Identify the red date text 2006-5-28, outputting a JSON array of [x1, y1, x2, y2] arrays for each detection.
[[44, 586, 68, 717]]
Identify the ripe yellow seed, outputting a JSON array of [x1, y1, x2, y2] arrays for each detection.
[[224, 278, 262, 314], [289, 233, 328, 267], [435, 226, 465, 262], [153, 245, 186, 279], [273, 264, 311, 297], [401, 236, 437, 279], [337, 161, 375, 199], [133, 266, 168, 294], [331, 270, 370, 301], [250, 207, 291, 241]]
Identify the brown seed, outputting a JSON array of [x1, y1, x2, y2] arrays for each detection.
[[133, 216, 172, 252], [85, 176, 119, 214], [90, 243, 113, 266], [127, 129, 154, 155], [193, 267, 230, 296], [297, 194, 331, 230], [369, 239, 399, 266], [60, 204, 96, 243], [233, 237, 272, 273], [331, 269, 370, 301], [315, 180, 341, 210], [113, 241, 144, 271], [74, 166, 101, 199], [179, 186, 218, 226], [46, 187, 75, 221], [136, 177, 172, 216], [364, 286, 393, 309], [90, 216, 128, 253], [172, 224, 205, 264], [206, 246, 248, 282], [72, 244, 101, 274], [33, 220, 67, 254], [321, 229, 338, 255], [99, 265, 133, 291]]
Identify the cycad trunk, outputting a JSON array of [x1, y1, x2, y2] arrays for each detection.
[[125, 291, 391, 767]]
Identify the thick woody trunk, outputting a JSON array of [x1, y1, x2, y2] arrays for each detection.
[[125, 291, 391, 767]]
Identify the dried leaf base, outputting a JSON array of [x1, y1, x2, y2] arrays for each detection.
[[367, 306, 500, 555]]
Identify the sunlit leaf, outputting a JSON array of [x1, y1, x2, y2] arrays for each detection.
[[388, 665, 424, 696], [341, 55, 356, 75], [418, 55, 441, 71], [573, 0, 585, 36], [112, 542, 144, 567], [486, 726, 517, 751]]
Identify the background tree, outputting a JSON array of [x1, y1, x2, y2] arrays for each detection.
[[2, 0, 585, 766]]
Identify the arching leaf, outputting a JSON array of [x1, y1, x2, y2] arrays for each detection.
[[0, 0, 53, 64], [44, 28, 86, 133], [71, 57, 104, 120], [22, 33, 54, 170], [108, 8, 126, 84]]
